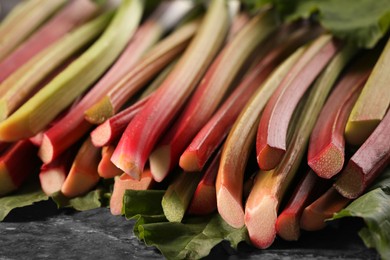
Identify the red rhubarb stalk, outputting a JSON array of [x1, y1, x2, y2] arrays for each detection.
[[61, 137, 101, 198], [334, 110, 390, 199], [244, 44, 356, 249], [256, 35, 339, 171], [187, 149, 221, 215], [84, 17, 200, 124], [0, 140, 41, 196], [308, 54, 375, 179], [0, 0, 100, 83], [98, 146, 123, 179], [216, 48, 304, 229], [275, 170, 330, 241], [179, 25, 319, 172], [111, 0, 230, 180], [149, 10, 278, 182], [38, 2, 188, 164], [39, 144, 78, 196], [110, 170, 154, 215], [300, 187, 350, 231]]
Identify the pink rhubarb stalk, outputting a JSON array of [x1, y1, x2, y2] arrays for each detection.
[[308, 54, 374, 179], [275, 170, 330, 241], [256, 35, 339, 171], [149, 10, 277, 182], [334, 110, 390, 199], [61, 137, 101, 198], [111, 0, 230, 180], [187, 149, 221, 215], [98, 146, 123, 179], [0, 0, 100, 83], [216, 48, 304, 229], [0, 140, 41, 196], [300, 187, 350, 231]]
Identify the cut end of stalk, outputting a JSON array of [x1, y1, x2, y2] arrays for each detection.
[[162, 190, 185, 222], [90, 122, 113, 147], [111, 152, 142, 181], [345, 119, 380, 146], [245, 195, 278, 249], [61, 168, 100, 198], [188, 183, 216, 215], [39, 135, 55, 164], [275, 212, 300, 241], [110, 171, 154, 215], [0, 166, 16, 196], [216, 186, 245, 228], [149, 145, 171, 182], [39, 169, 66, 196], [333, 164, 364, 199], [179, 150, 201, 172], [308, 144, 344, 179], [84, 96, 115, 125], [257, 145, 285, 171]]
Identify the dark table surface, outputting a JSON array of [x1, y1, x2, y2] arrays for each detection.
[[0, 199, 379, 260]]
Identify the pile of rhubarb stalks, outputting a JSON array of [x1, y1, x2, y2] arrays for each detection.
[[0, 0, 389, 252]]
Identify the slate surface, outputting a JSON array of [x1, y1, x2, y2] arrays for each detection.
[[0, 200, 379, 260]]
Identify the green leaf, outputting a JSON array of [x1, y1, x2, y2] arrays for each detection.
[[242, 0, 390, 48], [123, 189, 249, 260], [0, 181, 49, 221], [332, 168, 390, 259], [51, 189, 104, 211]]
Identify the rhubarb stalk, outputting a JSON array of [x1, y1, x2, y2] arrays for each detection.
[[0, 0, 67, 61], [300, 187, 350, 231], [84, 17, 200, 124], [275, 170, 330, 241], [61, 137, 101, 198], [0, 0, 100, 83], [39, 3, 195, 164], [245, 44, 356, 249], [216, 47, 304, 229], [308, 53, 375, 179], [98, 146, 123, 179], [0, 140, 41, 196], [345, 37, 390, 146], [0, 0, 144, 142], [334, 110, 390, 199], [110, 170, 154, 215], [149, 10, 278, 182], [162, 171, 203, 222], [111, 0, 230, 180], [256, 35, 339, 171], [0, 11, 113, 120]]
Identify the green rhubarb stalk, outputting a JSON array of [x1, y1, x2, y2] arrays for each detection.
[[216, 47, 305, 229], [0, 0, 144, 142], [0, 11, 113, 120], [345, 37, 390, 146], [0, 0, 67, 61], [0, 0, 101, 83], [244, 44, 357, 249], [162, 171, 203, 222]]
